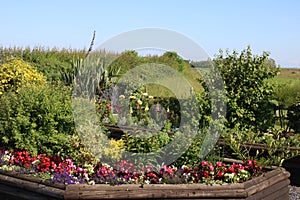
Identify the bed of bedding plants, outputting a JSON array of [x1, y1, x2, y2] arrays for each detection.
[[0, 148, 262, 185]]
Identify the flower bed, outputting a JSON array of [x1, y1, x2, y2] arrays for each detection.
[[1, 149, 263, 185], [0, 149, 291, 199], [0, 167, 290, 200]]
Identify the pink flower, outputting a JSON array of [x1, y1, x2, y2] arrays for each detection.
[[247, 160, 253, 166], [238, 164, 244, 170], [201, 161, 208, 166], [163, 166, 173, 174], [209, 164, 214, 171], [216, 161, 222, 167]]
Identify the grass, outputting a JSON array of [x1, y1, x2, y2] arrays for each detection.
[[269, 68, 300, 85]]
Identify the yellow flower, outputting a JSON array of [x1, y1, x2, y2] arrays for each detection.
[[137, 99, 143, 105], [148, 95, 154, 99], [130, 96, 136, 100]]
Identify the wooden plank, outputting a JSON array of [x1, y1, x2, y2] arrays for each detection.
[[245, 178, 289, 199], [65, 188, 248, 199], [246, 170, 289, 196], [251, 179, 290, 200], [243, 167, 288, 188], [0, 183, 58, 200], [0, 170, 66, 190], [0, 173, 65, 199], [66, 182, 246, 192]]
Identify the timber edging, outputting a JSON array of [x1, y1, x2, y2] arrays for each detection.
[[0, 167, 290, 200], [64, 167, 290, 199]]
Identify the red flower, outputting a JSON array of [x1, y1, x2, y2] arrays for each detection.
[[203, 170, 209, 178], [216, 171, 224, 178], [216, 162, 222, 167]]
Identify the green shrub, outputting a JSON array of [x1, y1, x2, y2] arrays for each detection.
[[170, 131, 206, 166], [0, 83, 75, 155], [0, 58, 46, 94], [121, 131, 170, 154], [214, 46, 279, 130]]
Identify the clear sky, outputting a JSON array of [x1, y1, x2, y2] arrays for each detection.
[[1, 0, 300, 67]]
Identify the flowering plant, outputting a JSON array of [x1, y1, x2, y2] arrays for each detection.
[[0, 148, 262, 185]]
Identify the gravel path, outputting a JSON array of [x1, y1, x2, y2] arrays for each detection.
[[289, 185, 300, 200]]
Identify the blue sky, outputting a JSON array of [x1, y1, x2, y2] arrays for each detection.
[[1, 0, 300, 67]]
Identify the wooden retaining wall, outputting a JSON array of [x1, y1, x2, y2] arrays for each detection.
[[0, 167, 290, 200]]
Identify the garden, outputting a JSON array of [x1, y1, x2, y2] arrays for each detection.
[[0, 46, 299, 199]]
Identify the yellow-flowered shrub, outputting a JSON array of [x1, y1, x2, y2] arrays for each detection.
[[104, 139, 124, 161], [0, 58, 46, 94]]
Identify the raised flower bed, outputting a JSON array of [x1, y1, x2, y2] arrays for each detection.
[[0, 167, 290, 200], [0, 149, 291, 200]]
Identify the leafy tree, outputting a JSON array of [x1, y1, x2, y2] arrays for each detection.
[[214, 46, 279, 130]]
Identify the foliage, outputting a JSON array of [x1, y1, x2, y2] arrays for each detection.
[[73, 51, 116, 99], [0, 58, 46, 95], [0, 46, 85, 81], [190, 60, 213, 68], [0, 83, 75, 156], [274, 82, 300, 132], [108, 50, 141, 76], [222, 126, 300, 166], [121, 131, 170, 154], [170, 130, 205, 167], [67, 133, 97, 165], [214, 46, 279, 130], [103, 139, 124, 161], [275, 82, 300, 109]]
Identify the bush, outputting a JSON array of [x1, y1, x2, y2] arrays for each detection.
[[0, 83, 75, 155], [214, 46, 279, 130], [0, 58, 46, 94]]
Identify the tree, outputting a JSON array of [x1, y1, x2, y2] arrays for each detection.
[[214, 46, 279, 130]]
